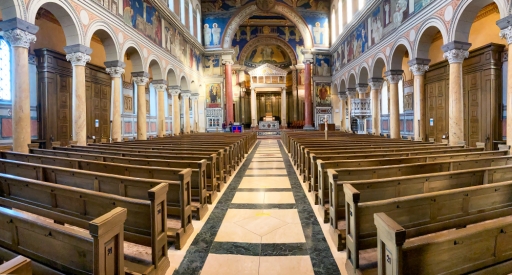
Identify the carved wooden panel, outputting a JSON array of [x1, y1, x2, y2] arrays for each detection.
[[57, 76, 71, 144], [464, 72, 482, 148], [425, 80, 448, 142]]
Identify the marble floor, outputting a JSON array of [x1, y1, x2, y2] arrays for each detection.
[[170, 140, 344, 275]]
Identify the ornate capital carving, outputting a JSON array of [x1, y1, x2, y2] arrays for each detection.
[[133, 76, 149, 86], [181, 91, 191, 98], [368, 78, 384, 90], [346, 88, 357, 98], [500, 26, 512, 45], [153, 84, 167, 91], [387, 74, 402, 84], [66, 52, 91, 66], [443, 49, 469, 64], [356, 84, 368, 95], [168, 86, 181, 96], [409, 64, 429, 76], [338, 92, 348, 99], [3, 29, 36, 48], [191, 93, 200, 100], [106, 67, 125, 78]]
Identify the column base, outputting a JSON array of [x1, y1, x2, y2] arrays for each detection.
[[303, 125, 315, 131]]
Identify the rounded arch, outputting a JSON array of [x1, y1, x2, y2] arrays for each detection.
[[179, 74, 189, 90], [451, 0, 509, 42], [414, 17, 448, 59], [371, 54, 387, 78], [348, 72, 357, 88], [85, 20, 120, 61], [190, 80, 198, 93], [340, 78, 347, 91], [358, 64, 369, 84], [27, 0, 84, 45], [147, 56, 164, 80], [388, 38, 412, 70], [238, 36, 298, 65], [222, 2, 313, 49], [0, 0, 27, 20], [332, 81, 339, 95], [166, 66, 179, 86], [121, 40, 144, 72]]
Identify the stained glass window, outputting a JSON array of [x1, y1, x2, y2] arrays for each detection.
[[0, 39, 11, 101]]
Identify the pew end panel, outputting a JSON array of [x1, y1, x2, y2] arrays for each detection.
[[0, 255, 32, 275], [147, 184, 171, 272], [373, 212, 406, 275], [316, 160, 329, 223]]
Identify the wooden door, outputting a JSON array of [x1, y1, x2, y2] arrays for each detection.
[[57, 75, 72, 145], [464, 72, 483, 148], [425, 80, 448, 142]]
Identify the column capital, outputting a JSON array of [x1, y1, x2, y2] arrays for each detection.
[[181, 90, 191, 98], [301, 48, 314, 64], [497, 15, 512, 44], [191, 93, 200, 100], [152, 79, 167, 91], [168, 85, 181, 96], [442, 41, 471, 64], [281, 87, 287, 92], [132, 71, 149, 86], [105, 60, 126, 77], [385, 70, 404, 84], [356, 83, 368, 95], [368, 78, 384, 90], [347, 88, 357, 98], [338, 91, 348, 99], [64, 44, 92, 66], [0, 18, 38, 48], [408, 58, 430, 76]]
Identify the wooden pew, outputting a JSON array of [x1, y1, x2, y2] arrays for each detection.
[[0, 158, 192, 250], [2, 150, 208, 221], [315, 150, 508, 219], [375, 213, 512, 275], [342, 179, 512, 274], [49, 147, 224, 197], [0, 256, 31, 275], [0, 206, 126, 275]]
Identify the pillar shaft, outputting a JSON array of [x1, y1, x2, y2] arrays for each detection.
[[347, 95, 352, 131], [169, 87, 181, 135], [498, 17, 512, 152], [409, 59, 430, 141], [281, 88, 287, 128], [132, 72, 149, 140], [182, 92, 191, 134], [1, 19, 38, 153], [152, 80, 167, 138], [105, 61, 125, 142], [224, 62, 234, 123], [191, 94, 199, 132], [369, 78, 383, 136], [65, 45, 92, 146], [339, 95, 347, 131], [251, 89, 257, 127], [304, 62, 313, 129], [442, 42, 470, 146], [385, 71, 403, 139]]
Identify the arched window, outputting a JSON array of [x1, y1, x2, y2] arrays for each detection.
[[180, 0, 185, 24], [338, 0, 343, 34], [169, 0, 174, 11], [0, 38, 11, 101], [331, 7, 337, 42], [358, 0, 364, 11]]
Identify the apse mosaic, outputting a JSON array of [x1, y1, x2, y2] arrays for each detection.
[[332, 0, 434, 73], [243, 44, 293, 68]]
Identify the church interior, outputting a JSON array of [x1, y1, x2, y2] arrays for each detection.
[[1, 0, 512, 274]]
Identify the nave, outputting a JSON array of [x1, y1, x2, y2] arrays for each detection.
[[172, 140, 342, 275]]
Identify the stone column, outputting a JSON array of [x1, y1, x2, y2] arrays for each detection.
[[498, 16, 512, 152], [181, 91, 191, 134], [347, 88, 357, 131], [168, 86, 181, 135], [132, 71, 149, 140], [303, 58, 314, 130], [191, 93, 199, 132], [357, 84, 369, 133], [64, 44, 92, 146], [339, 92, 347, 131], [105, 61, 125, 142], [152, 80, 167, 137], [281, 87, 287, 128], [250, 89, 257, 128], [385, 70, 403, 139], [442, 41, 471, 146], [223, 60, 234, 123], [0, 18, 38, 153], [292, 68, 299, 122], [408, 58, 430, 141], [369, 78, 383, 136]]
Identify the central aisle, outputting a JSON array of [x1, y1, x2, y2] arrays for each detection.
[[173, 140, 341, 275]]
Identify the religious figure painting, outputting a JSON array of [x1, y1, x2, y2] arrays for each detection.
[[315, 83, 331, 106], [123, 0, 162, 46], [204, 56, 220, 76], [314, 55, 330, 76], [203, 13, 231, 47], [206, 83, 222, 108], [301, 12, 329, 47]]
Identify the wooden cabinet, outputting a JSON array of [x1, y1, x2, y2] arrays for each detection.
[[35, 48, 111, 148]]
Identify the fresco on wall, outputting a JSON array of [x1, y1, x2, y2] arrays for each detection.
[[204, 56, 221, 76], [123, 0, 162, 45], [203, 13, 231, 48], [206, 83, 222, 108], [300, 11, 329, 47], [333, 0, 424, 74], [314, 55, 330, 76], [315, 82, 331, 106]]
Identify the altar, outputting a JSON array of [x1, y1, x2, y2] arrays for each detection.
[[259, 121, 280, 130]]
